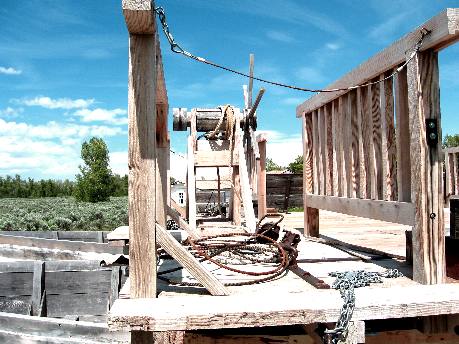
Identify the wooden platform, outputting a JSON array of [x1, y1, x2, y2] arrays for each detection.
[[108, 210, 459, 332]]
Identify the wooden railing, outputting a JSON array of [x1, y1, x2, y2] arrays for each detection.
[[297, 8, 459, 285], [445, 147, 459, 203]]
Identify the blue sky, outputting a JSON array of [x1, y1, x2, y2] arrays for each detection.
[[0, 0, 458, 180]]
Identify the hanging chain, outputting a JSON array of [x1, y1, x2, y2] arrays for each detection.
[[323, 269, 403, 344], [153, 6, 431, 94]]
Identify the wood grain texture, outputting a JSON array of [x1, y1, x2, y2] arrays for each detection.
[[156, 223, 229, 296], [318, 107, 326, 195], [303, 114, 319, 237], [231, 166, 241, 226], [331, 101, 340, 196], [122, 0, 155, 34], [108, 284, 459, 332], [380, 73, 397, 201], [340, 96, 352, 197], [394, 68, 412, 202], [31, 261, 45, 316], [356, 88, 367, 199], [156, 104, 168, 230], [311, 110, 319, 195], [257, 137, 267, 219], [187, 135, 197, 231], [371, 80, 383, 200], [296, 8, 459, 117], [349, 90, 360, 198], [127, 33, 157, 299], [325, 104, 333, 196], [304, 194, 414, 226], [407, 49, 445, 284]]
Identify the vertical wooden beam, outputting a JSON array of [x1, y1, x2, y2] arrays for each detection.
[[127, 32, 157, 299], [303, 113, 319, 237], [325, 103, 333, 196], [248, 54, 254, 108], [232, 165, 241, 226], [257, 135, 267, 219], [31, 261, 45, 316], [337, 97, 347, 197], [359, 86, 373, 199], [371, 78, 383, 199], [331, 100, 341, 196], [109, 266, 121, 309], [318, 107, 326, 195], [381, 73, 397, 201], [156, 102, 169, 229], [407, 49, 445, 284], [349, 90, 360, 198], [357, 88, 367, 199], [312, 110, 320, 195], [341, 95, 352, 197], [395, 67, 412, 202]]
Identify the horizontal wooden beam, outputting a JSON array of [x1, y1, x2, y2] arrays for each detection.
[[444, 147, 459, 154], [0, 234, 122, 254], [194, 151, 239, 167], [304, 195, 415, 225], [108, 284, 459, 331], [122, 0, 155, 34], [296, 8, 459, 117]]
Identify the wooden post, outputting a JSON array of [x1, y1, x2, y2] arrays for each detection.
[[31, 261, 45, 316], [407, 49, 445, 284], [257, 135, 267, 219], [303, 113, 319, 237], [217, 167, 222, 215], [156, 102, 168, 230], [124, 0, 157, 303], [232, 166, 241, 226], [187, 112, 197, 231]]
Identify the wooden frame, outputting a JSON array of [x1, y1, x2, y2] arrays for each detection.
[[297, 8, 459, 284]]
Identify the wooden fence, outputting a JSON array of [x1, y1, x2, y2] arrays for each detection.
[[297, 8, 459, 285], [445, 147, 459, 203], [266, 173, 302, 210]]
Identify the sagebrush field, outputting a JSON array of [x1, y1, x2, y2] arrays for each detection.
[[0, 197, 128, 231]]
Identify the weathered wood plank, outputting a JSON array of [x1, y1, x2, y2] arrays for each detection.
[[156, 223, 229, 296], [349, 90, 360, 198], [296, 8, 459, 116], [304, 194, 414, 225], [318, 107, 326, 195], [325, 103, 333, 196], [127, 32, 157, 298], [194, 151, 239, 167], [381, 73, 397, 201], [371, 79, 383, 200], [407, 49, 445, 284], [257, 135, 267, 219], [356, 88, 367, 199], [331, 100, 340, 196], [108, 284, 459, 332], [32, 261, 45, 316], [394, 67, 412, 202], [341, 96, 352, 197], [312, 110, 320, 194], [122, 0, 155, 34], [46, 292, 108, 317], [0, 235, 121, 254], [303, 113, 319, 237], [0, 272, 33, 296], [187, 136, 197, 231]]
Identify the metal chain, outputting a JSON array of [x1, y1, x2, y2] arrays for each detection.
[[323, 269, 403, 344], [153, 6, 431, 94]]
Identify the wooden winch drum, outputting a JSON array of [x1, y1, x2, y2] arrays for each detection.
[[173, 108, 249, 132]]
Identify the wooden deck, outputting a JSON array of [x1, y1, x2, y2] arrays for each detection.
[[108, 210, 459, 332]]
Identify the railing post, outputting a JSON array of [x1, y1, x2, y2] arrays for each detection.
[[407, 49, 445, 284], [256, 134, 267, 219], [303, 113, 319, 237]]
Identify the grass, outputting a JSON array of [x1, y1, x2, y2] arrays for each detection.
[[0, 197, 128, 231]]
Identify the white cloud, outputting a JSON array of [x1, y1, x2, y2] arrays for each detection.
[[282, 97, 305, 106], [257, 130, 303, 167], [325, 42, 340, 50], [266, 30, 295, 43], [109, 151, 128, 176], [74, 108, 127, 125], [0, 66, 22, 75], [0, 118, 125, 178], [20, 96, 95, 109], [0, 107, 23, 118]]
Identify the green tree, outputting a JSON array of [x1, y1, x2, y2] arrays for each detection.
[[74, 137, 113, 202], [266, 158, 284, 172], [443, 134, 459, 148], [287, 155, 303, 173]]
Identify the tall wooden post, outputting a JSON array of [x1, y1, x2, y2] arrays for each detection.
[[256, 134, 267, 219], [407, 49, 445, 284], [303, 113, 319, 237], [123, 1, 157, 342]]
